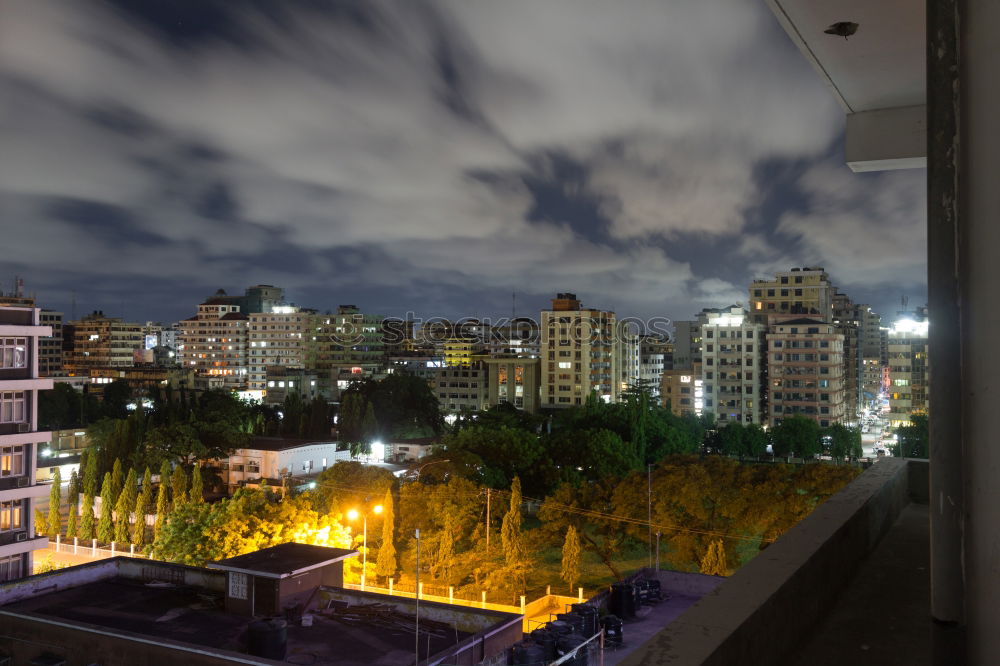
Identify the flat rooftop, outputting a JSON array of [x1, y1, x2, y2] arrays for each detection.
[[5, 577, 472, 665], [209, 542, 357, 577]]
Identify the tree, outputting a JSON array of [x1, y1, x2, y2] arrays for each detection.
[[151, 489, 352, 567], [171, 465, 189, 507], [79, 494, 95, 541], [67, 469, 80, 508], [560, 525, 582, 594], [34, 508, 48, 537], [375, 488, 397, 582], [109, 459, 124, 508], [717, 422, 745, 456], [896, 414, 929, 458], [47, 467, 62, 538], [133, 467, 153, 547], [824, 424, 861, 462], [500, 477, 529, 589], [700, 539, 728, 576], [115, 468, 138, 543], [771, 415, 822, 458], [101, 379, 133, 419], [66, 501, 78, 539], [97, 472, 115, 543], [189, 463, 204, 504], [82, 447, 99, 497], [743, 424, 769, 457], [154, 460, 171, 539]]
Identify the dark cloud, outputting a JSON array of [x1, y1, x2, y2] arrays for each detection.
[[0, 0, 925, 323]]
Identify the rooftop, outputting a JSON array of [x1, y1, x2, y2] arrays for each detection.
[[209, 543, 357, 579]]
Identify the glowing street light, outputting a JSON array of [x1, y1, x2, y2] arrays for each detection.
[[348, 503, 383, 591]]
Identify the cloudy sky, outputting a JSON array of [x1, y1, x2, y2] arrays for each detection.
[[0, 0, 926, 326]]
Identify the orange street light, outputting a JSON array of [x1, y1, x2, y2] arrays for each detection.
[[348, 503, 383, 590]]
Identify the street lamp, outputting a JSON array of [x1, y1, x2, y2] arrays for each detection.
[[348, 503, 383, 591]]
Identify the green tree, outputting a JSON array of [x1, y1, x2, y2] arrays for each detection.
[[824, 424, 860, 461], [375, 488, 397, 582], [67, 469, 80, 508], [38, 382, 84, 430], [560, 525, 582, 594], [500, 477, 529, 589], [47, 467, 62, 538], [189, 463, 205, 504], [133, 467, 153, 546], [109, 459, 124, 508], [896, 414, 929, 458], [66, 501, 78, 539], [101, 379, 133, 419], [97, 472, 115, 543], [115, 468, 138, 543], [171, 465, 189, 506], [771, 415, 822, 458], [154, 460, 171, 539], [83, 447, 99, 497], [79, 494, 95, 541], [34, 508, 48, 537], [699, 539, 728, 576], [717, 422, 746, 456], [743, 424, 769, 457]]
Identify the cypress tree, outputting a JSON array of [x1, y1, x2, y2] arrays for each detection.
[[500, 477, 528, 589], [47, 467, 62, 538], [79, 494, 95, 540], [375, 488, 397, 582], [110, 458, 124, 505], [560, 525, 582, 594], [97, 472, 115, 543], [34, 508, 48, 537], [189, 463, 204, 504], [67, 469, 80, 508], [66, 500, 78, 539], [137, 467, 154, 517], [171, 465, 188, 506], [154, 460, 171, 538], [114, 468, 138, 543], [83, 448, 98, 497], [699, 539, 729, 577]]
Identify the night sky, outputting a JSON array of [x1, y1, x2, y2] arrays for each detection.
[[0, 0, 927, 326]]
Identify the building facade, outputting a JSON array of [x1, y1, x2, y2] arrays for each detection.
[[177, 299, 249, 391], [886, 316, 929, 427], [766, 318, 846, 428], [750, 267, 835, 322], [64, 311, 143, 374], [0, 304, 53, 582], [540, 294, 619, 406], [38, 310, 63, 377], [247, 309, 311, 391], [483, 356, 541, 413], [700, 307, 766, 424]]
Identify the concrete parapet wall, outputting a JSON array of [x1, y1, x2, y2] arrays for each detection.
[[617, 458, 916, 666]]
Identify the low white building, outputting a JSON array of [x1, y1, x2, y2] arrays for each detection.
[[216, 437, 352, 490]]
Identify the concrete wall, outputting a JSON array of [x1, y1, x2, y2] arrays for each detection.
[[618, 458, 917, 666]]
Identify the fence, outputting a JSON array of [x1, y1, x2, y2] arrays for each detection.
[[44, 536, 150, 560]]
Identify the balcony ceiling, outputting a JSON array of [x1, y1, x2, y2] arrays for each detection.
[[766, 0, 925, 113]]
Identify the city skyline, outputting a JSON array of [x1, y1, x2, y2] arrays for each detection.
[[1, 1, 926, 324]]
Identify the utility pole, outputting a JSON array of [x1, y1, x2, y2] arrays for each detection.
[[414, 528, 420, 666], [647, 464, 653, 569], [485, 488, 491, 555]]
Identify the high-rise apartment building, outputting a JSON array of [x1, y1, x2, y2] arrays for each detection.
[[886, 315, 929, 427], [248, 309, 312, 391], [38, 310, 63, 377], [661, 363, 702, 418], [305, 307, 385, 377], [766, 318, 846, 427], [0, 303, 53, 582], [700, 306, 766, 424], [540, 293, 619, 406], [616, 322, 640, 394], [749, 267, 835, 322], [177, 298, 249, 390], [64, 311, 143, 374], [638, 335, 670, 398], [483, 356, 541, 412]]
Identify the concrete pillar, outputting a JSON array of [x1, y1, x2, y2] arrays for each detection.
[[520, 596, 525, 613], [481, 591, 486, 609], [959, 0, 1000, 660], [55, 535, 60, 552], [389, 578, 394, 596], [927, 0, 965, 629], [129, 544, 134, 557], [111, 541, 116, 557], [449, 586, 454, 604], [418, 582, 423, 600], [91, 539, 96, 556], [73, 537, 78, 555], [578, 587, 583, 602]]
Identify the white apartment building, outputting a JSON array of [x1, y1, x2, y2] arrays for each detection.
[[886, 316, 929, 427], [700, 307, 766, 424], [0, 304, 53, 582], [540, 293, 619, 406], [177, 298, 249, 391]]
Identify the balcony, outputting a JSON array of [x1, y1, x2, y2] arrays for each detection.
[[622, 459, 933, 665]]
